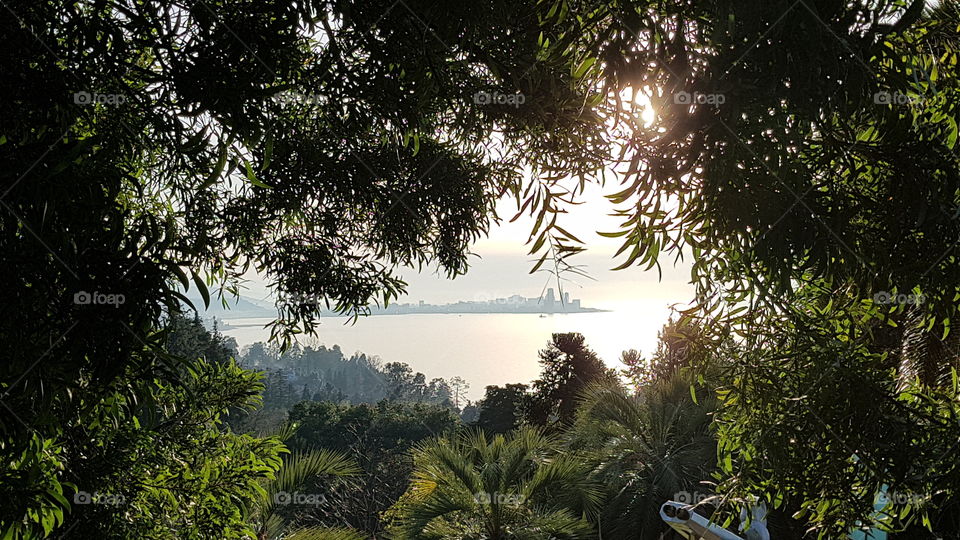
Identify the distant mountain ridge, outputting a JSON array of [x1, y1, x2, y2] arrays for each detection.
[[183, 292, 275, 319]]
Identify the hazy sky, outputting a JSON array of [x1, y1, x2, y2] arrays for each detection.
[[404, 174, 695, 308], [228, 91, 697, 311], [220, 87, 695, 313], [235, 180, 694, 312]]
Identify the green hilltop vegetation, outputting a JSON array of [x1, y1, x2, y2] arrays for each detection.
[[231, 338, 468, 433]]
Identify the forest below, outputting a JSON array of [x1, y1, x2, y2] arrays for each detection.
[[165, 313, 723, 540]]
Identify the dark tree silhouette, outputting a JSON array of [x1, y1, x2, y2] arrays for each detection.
[[476, 383, 531, 435], [529, 333, 615, 426]]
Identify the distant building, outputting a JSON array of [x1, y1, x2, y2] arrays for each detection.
[[563, 292, 570, 305], [545, 288, 556, 308]]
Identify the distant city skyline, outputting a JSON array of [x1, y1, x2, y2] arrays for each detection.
[[308, 287, 606, 316], [194, 286, 609, 320]]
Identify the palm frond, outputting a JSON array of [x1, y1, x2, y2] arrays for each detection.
[[284, 526, 368, 540], [388, 426, 598, 539], [413, 438, 480, 493], [519, 509, 596, 540], [253, 449, 359, 538], [522, 454, 602, 514]]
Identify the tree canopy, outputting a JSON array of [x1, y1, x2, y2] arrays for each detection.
[[2, 2, 608, 532]]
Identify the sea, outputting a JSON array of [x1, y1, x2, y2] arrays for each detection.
[[220, 299, 679, 401]]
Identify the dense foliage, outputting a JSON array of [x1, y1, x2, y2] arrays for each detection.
[[1, 0, 608, 533], [516, 1, 960, 536], [386, 427, 601, 540], [230, 341, 458, 432], [567, 378, 717, 540], [286, 400, 461, 535], [1, 314, 285, 538]]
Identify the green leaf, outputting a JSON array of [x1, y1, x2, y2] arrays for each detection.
[[262, 134, 275, 171], [201, 142, 230, 190], [245, 159, 273, 189], [530, 233, 547, 255], [192, 272, 210, 307], [530, 253, 549, 274], [946, 116, 958, 149], [573, 57, 596, 79], [553, 225, 582, 243]]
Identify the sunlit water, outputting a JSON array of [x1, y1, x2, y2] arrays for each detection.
[[221, 299, 679, 401]]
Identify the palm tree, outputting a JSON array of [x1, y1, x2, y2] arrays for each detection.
[[568, 378, 717, 540], [387, 427, 601, 539], [249, 447, 364, 540]]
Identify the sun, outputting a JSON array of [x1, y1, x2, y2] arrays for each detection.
[[633, 87, 658, 128]]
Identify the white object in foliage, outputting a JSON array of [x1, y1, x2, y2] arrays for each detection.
[[660, 501, 747, 540], [739, 499, 770, 540]]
